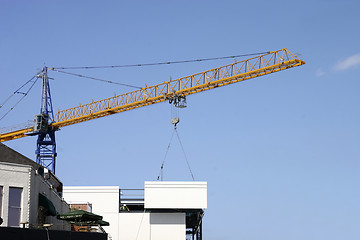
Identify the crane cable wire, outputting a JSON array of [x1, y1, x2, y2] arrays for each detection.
[[1, 51, 270, 114], [50, 51, 270, 70], [0, 73, 40, 122], [135, 209, 146, 240], [48, 51, 270, 90], [157, 129, 176, 181], [175, 128, 195, 181], [0, 72, 41, 109], [49, 68, 142, 89], [156, 127, 195, 181]]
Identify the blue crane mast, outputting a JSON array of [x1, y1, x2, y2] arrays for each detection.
[[34, 67, 57, 173]]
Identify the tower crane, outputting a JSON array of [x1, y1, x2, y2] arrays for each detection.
[[0, 48, 305, 173]]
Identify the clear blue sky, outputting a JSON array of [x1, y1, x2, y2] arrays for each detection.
[[1, 0, 359, 239]]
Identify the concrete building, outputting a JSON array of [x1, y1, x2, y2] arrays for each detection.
[[63, 181, 207, 240], [0, 143, 70, 230]]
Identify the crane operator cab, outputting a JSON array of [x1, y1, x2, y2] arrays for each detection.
[[34, 114, 49, 133]]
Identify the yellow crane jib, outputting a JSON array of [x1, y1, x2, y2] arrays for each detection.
[[0, 48, 305, 142]]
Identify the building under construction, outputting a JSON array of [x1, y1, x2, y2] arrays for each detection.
[[0, 143, 206, 240]]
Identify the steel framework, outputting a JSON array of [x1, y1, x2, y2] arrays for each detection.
[[35, 67, 57, 173], [0, 48, 305, 146]]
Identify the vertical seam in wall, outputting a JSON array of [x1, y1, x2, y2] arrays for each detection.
[[27, 167, 32, 226]]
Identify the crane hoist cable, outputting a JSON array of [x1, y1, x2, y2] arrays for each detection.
[[157, 129, 176, 181], [175, 128, 195, 181], [157, 114, 195, 181]]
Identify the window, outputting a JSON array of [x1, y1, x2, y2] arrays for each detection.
[[8, 187, 22, 227], [0, 186, 3, 217]]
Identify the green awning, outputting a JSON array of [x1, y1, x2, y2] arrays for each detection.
[[70, 219, 110, 226], [95, 220, 110, 226], [57, 209, 103, 222], [38, 193, 57, 216]]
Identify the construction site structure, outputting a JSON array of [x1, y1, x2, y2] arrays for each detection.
[[63, 181, 207, 240], [0, 48, 305, 173]]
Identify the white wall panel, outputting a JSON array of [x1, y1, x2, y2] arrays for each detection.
[[150, 213, 185, 240], [145, 182, 207, 209], [118, 212, 150, 240]]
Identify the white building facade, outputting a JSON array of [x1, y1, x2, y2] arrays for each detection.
[[0, 143, 70, 230], [63, 181, 207, 240], [0, 161, 70, 230]]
